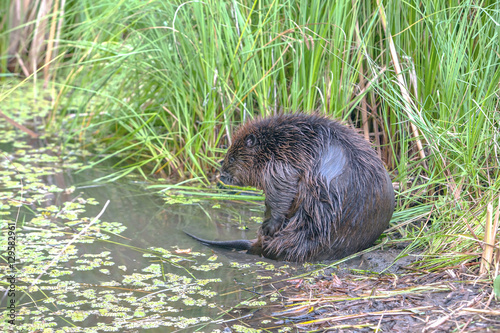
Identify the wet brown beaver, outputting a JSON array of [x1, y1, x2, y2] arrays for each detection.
[[187, 113, 395, 262]]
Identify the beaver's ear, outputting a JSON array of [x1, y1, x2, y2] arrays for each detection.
[[245, 134, 257, 148]]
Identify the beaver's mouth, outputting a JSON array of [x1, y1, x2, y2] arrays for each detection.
[[218, 171, 230, 184], [218, 172, 243, 187]]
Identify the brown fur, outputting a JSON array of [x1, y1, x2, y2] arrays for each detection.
[[198, 113, 395, 262]]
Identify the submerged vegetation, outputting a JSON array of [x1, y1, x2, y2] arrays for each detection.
[[1, 0, 500, 330]]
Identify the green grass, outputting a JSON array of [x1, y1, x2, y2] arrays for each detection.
[[1, 0, 500, 273]]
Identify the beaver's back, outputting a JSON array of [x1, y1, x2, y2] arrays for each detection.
[[213, 113, 395, 262], [252, 114, 395, 262]]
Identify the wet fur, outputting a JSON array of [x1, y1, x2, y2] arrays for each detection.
[[196, 113, 395, 262]]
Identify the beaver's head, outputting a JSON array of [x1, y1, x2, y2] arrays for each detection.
[[219, 131, 261, 188], [219, 116, 315, 190]]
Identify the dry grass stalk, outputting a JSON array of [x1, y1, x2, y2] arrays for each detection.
[[358, 65, 370, 142], [43, 0, 60, 87], [480, 203, 495, 274], [29, 0, 52, 75], [297, 306, 432, 326], [8, 0, 57, 81], [376, 0, 426, 162], [351, 1, 370, 142], [493, 197, 500, 274], [0, 110, 39, 138]]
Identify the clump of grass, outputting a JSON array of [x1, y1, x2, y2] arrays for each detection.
[[49, 0, 372, 182]]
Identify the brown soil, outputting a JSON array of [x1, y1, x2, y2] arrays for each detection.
[[284, 270, 499, 332], [234, 249, 499, 332]]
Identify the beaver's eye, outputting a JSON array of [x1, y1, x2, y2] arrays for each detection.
[[229, 156, 235, 164], [245, 134, 256, 148]]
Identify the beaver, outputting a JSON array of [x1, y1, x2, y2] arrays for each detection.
[[187, 113, 395, 262]]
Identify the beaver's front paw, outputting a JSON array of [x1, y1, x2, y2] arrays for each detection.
[[260, 216, 285, 236]]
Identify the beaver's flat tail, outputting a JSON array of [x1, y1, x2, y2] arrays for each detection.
[[184, 231, 253, 251]]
